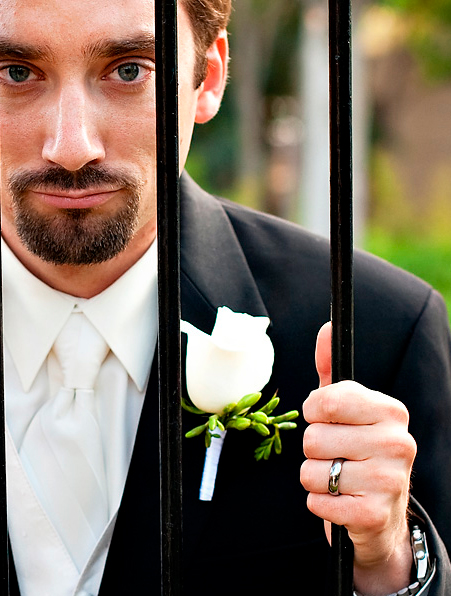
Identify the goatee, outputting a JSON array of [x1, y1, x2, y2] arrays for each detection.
[[8, 165, 142, 266]]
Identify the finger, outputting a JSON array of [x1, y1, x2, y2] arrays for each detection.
[[304, 423, 374, 461], [301, 458, 358, 496], [303, 422, 416, 462], [315, 322, 332, 388], [300, 457, 411, 497], [306, 492, 379, 529], [303, 381, 410, 426], [301, 458, 364, 496]]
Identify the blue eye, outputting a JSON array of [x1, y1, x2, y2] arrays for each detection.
[[117, 63, 140, 82], [9, 65, 31, 83]]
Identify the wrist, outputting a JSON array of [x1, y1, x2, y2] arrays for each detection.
[[353, 524, 412, 596], [353, 524, 435, 596]]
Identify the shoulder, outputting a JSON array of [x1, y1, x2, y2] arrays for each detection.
[[181, 172, 436, 329], [218, 190, 434, 314]]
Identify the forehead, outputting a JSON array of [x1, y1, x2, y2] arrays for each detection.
[[1, 0, 154, 34], [0, 0, 191, 55]]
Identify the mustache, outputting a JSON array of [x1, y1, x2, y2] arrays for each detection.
[[8, 165, 142, 195]]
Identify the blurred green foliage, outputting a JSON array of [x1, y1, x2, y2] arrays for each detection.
[[381, 0, 451, 79], [366, 148, 451, 318], [365, 228, 451, 319]]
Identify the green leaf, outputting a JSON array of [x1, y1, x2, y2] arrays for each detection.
[[185, 423, 208, 438], [205, 431, 212, 448], [181, 397, 206, 415], [274, 433, 282, 455], [263, 442, 273, 460]]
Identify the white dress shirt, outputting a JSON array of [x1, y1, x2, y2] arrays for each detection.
[[2, 238, 158, 596]]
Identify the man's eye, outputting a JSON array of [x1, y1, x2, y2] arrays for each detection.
[[116, 63, 141, 82], [8, 65, 32, 83]]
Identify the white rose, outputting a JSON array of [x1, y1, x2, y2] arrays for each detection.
[[180, 306, 275, 414]]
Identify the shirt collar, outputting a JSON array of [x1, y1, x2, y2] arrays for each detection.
[[2, 238, 158, 393]]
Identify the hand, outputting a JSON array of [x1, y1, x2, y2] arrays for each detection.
[[300, 323, 416, 596]]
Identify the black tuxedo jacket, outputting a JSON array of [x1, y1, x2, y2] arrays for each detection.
[[10, 174, 451, 594]]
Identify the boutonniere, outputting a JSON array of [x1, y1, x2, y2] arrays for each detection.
[[181, 307, 299, 501]]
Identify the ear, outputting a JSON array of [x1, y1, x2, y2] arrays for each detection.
[[194, 30, 229, 124]]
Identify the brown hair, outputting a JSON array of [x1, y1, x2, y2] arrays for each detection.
[[181, 0, 232, 87]]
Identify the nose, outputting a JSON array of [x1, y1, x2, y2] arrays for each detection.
[[42, 84, 106, 171]]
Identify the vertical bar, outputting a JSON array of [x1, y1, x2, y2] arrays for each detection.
[[155, 2, 183, 596], [0, 240, 10, 593], [329, 0, 355, 594]]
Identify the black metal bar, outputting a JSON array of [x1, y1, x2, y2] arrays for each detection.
[[0, 237, 10, 593], [155, 2, 183, 596], [329, 0, 355, 594]]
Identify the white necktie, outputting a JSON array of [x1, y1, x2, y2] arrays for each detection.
[[20, 312, 110, 571]]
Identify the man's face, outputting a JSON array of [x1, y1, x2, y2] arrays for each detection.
[[0, 0, 202, 265]]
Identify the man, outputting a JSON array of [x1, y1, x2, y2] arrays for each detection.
[[1, 1, 450, 595]]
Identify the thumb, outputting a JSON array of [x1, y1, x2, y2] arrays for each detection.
[[315, 322, 332, 387]]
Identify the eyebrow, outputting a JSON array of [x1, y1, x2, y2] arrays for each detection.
[[83, 35, 156, 60], [0, 34, 156, 62], [0, 39, 54, 61]]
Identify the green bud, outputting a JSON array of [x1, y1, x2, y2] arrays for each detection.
[[271, 410, 299, 424], [249, 411, 269, 424], [185, 423, 208, 438], [231, 393, 262, 415], [276, 422, 297, 431], [221, 402, 237, 414], [216, 419, 225, 432], [252, 422, 270, 436], [227, 417, 251, 431], [274, 434, 282, 455], [209, 416, 218, 431], [259, 397, 280, 415]]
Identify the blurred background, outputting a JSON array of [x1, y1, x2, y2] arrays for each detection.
[[185, 0, 451, 315]]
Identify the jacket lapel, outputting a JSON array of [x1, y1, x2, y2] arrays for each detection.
[[100, 173, 270, 591], [179, 173, 268, 331]]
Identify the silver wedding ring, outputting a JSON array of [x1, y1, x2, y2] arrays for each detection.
[[328, 458, 345, 496]]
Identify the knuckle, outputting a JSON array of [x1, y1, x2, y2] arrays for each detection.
[[319, 386, 342, 421], [383, 429, 417, 463], [303, 425, 318, 458], [303, 423, 321, 459], [306, 492, 316, 515], [374, 467, 409, 498], [407, 433, 418, 460], [299, 460, 312, 489], [385, 398, 410, 426]]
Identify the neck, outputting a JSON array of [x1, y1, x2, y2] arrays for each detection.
[[2, 224, 157, 298]]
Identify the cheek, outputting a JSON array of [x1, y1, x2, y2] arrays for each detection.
[[177, 90, 199, 170], [0, 110, 41, 168], [102, 96, 157, 161]]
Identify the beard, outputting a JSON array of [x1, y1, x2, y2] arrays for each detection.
[[7, 165, 143, 266]]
